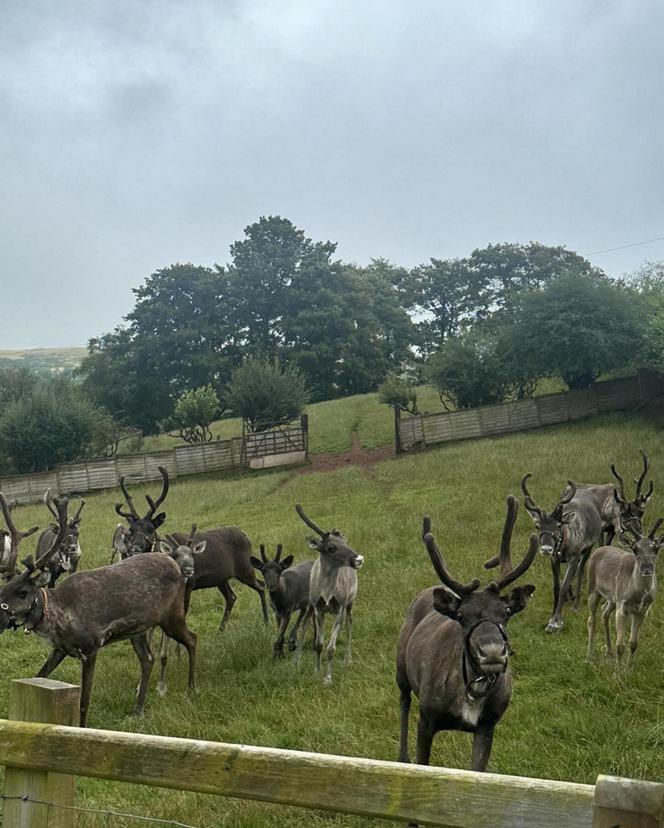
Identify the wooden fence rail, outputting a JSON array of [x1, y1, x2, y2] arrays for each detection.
[[0, 417, 308, 505], [1, 679, 663, 827], [396, 372, 664, 453]]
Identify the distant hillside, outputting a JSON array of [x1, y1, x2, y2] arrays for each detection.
[[0, 346, 86, 374]]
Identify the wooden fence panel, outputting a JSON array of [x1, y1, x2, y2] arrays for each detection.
[[478, 403, 512, 436], [567, 389, 600, 422], [506, 399, 540, 431], [55, 464, 89, 493], [85, 460, 118, 491], [400, 415, 425, 450], [116, 454, 148, 480], [447, 409, 482, 441], [597, 377, 641, 411]]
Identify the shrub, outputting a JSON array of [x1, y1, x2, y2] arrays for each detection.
[[165, 386, 222, 444], [377, 373, 419, 414], [225, 359, 309, 432]]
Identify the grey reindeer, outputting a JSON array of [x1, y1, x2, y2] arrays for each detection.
[[114, 466, 170, 556], [294, 504, 364, 685], [250, 543, 315, 661], [34, 489, 85, 587], [396, 497, 537, 774], [587, 517, 663, 666], [521, 474, 603, 632], [575, 450, 653, 544], [0, 492, 197, 727]]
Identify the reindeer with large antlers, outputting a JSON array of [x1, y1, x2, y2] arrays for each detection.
[[115, 466, 170, 556], [521, 474, 603, 631], [0, 492, 197, 726], [293, 504, 364, 685], [575, 450, 654, 545], [0, 493, 38, 580], [587, 517, 663, 666], [34, 489, 86, 587], [396, 497, 537, 773]]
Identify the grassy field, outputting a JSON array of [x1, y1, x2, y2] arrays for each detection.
[[1, 411, 663, 825]]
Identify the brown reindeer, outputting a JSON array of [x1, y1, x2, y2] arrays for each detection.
[[115, 466, 170, 556], [396, 496, 537, 774], [587, 517, 663, 666], [0, 492, 197, 726]]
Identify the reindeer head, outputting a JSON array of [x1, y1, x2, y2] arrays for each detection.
[[250, 543, 295, 591], [115, 466, 170, 555], [44, 489, 85, 568], [295, 504, 364, 571], [619, 516, 664, 577], [158, 525, 206, 579], [0, 495, 68, 632], [521, 474, 576, 556], [612, 449, 653, 533], [0, 494, 39, 582], [424, 496, 537, 681]]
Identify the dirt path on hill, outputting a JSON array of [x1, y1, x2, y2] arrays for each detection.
[[297, 430, 393, 474]]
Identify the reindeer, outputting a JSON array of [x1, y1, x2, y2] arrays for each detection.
[[575, 450, 653, 544], [521, 474, 603, 631], [587, 517, 663, 666], [250, 543, 315, 661], [0, 491, 197, 727], [110, 523, 129, 563], [293, 505, 364, 685], [114, 466, 170, 555], [396, 497, 537, 775], [153, 524, 269, 694], [34, 490, 85, 587], [0, 494, 38, 580]]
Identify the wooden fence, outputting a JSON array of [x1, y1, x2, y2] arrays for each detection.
[[396, 372, 664, 453], [0, 417, 308, 505], [1, 679, 662, 827]]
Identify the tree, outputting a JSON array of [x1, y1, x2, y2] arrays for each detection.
[[378, 373, 419, 414], [0, 380, 120, 473], [165, 386, 222, 444], [427, 329, 510, 409], [225, 359, 309, 432], [504, 272, 645, 389], [0, 365, 39, 410]]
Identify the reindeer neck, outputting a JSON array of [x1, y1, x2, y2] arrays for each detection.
[[316, 555, 343, 603]]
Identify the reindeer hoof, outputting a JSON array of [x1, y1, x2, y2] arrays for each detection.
[[323, 675, 333, 686], [545, 620, 563, 633], [157, 684, 167, 698]]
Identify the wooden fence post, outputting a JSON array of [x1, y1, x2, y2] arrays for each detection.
[[593, 774, 664, 827], [393, 406, 402, 455], [301, 414, 309, 459], [3, 678, 80, 828]]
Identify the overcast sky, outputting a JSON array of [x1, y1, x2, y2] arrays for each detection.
[[1, 0, 663, 348]]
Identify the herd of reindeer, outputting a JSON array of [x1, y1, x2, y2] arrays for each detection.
[[0, 450, 660, 776]]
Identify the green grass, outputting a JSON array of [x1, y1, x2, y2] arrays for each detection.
[[1, 411, 664, 825]]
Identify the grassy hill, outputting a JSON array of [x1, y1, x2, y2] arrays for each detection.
[[0, 409, 662, 825], [0, 345, 86, 374]]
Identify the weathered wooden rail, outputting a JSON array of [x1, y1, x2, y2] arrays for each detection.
[[1, 679, 663, 827]]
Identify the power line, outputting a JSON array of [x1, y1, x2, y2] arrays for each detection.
[[587, 235, 664, 256]]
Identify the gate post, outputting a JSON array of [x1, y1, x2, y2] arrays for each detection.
[[393, 405, 402, 455], [4, 678, 80, 828], [593, 774, 664, 827]]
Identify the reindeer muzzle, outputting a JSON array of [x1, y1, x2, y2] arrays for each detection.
[[351, 555, 364, 569], [640, 564, 655, 576]]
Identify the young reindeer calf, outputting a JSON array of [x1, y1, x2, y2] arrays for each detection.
[[250, 543, 315, 661], [397, 496, 537, 773], [587, 517, 663, 665]]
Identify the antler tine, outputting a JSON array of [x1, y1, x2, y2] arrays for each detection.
[[34, 496, 69, 570], [648, 517, 664, 539], [295, 504, 329, 538], [495, 533, 539, 591], [188, 524, 197, 545], [259, 544, 267, 563], [0, 492, 39, 576], [43, 489, 59, 520], [275, 543, 283, 562], [484, 495, 519, 574], [634, 449, 650, 498], [118, 476, 139, 518], [115, 503, 135, 520], [71, 498, 86, 524], [520, 473, 543, 516], [559, 480, 577, 507], [146, 466, 170, 516], [611, 464, 626, 501], [421, 517, 480, 596]]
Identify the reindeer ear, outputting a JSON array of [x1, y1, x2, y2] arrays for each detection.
[[432, 587, 460, 619], [158, 540, 175, 556], [280, 555, 294, 570], [618, 532, 634, 547], [249, 556, 264, 571], [503, 584, 535, 616], [307, 537, 320, 550], [192, 541, 206, 555]]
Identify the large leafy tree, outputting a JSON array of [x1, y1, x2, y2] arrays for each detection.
[[503, 272, 645, 389]]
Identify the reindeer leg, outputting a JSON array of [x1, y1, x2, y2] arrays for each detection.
[[131, 633, 154, 716], [312, 606, 324, 674], [294, 607, 313, 665], [398, 684, 412, 763], [161, 618, 197, 692], [615, 605, 627, 663], [287, 607, 306, 652], [586, 591, 600, 661], [547, 557, 578, 632], [415, 715, 435, 765], [323, 608, 346, 685], [471, 723, 496, 772], [573, 550, 590, 610], [602, 600, 616, 658], [550, 556, 560, 624], [628, 614, 642, 667], [273, 612, 290, 661], [217, 582, 236, 631], [79, 651, 98, 728], [36, 647, 67, 678], [157, 631, 171, 697]]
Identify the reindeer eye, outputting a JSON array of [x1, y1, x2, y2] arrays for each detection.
[[505, 607, 512, 616], [327, 543, 337, 553]]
